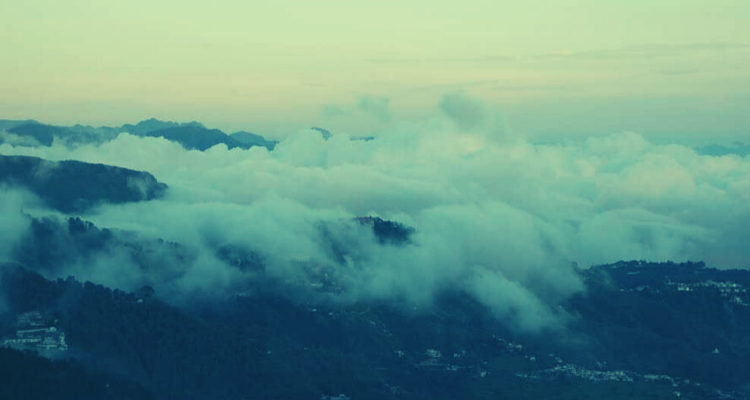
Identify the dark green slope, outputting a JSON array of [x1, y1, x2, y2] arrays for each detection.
[[144, 126, 249, 151], [230, 130, 278, 150], [3, 261, 747, 400], [0, 154, 167, 213], [7, 123, 65, 146]]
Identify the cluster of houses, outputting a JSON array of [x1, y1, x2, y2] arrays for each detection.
[[528, 363, 635, 383], [668, 280, 748, 305], [1, 311, 68, 352], [618, 280, 749, 306], [668, 280, 746, 295]]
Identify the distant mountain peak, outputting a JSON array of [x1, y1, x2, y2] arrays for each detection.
[[230, 131, 277, 150], [121, 118, 206, 136], [0, 119, 40, 130], [143, 125, 248, 151], [311, 127, 332, 140]]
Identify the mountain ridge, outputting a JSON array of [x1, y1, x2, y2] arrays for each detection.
[[0, 118, 278, 152], [0, 154, 167, 213]]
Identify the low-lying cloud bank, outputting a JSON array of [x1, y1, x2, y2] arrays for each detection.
[[2, 98, 749, 333]]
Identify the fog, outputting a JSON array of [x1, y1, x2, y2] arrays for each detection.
[[2, 95, 749, 333]]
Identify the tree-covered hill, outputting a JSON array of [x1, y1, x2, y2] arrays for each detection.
[[0, 154, 167, 213], [2, 261, 749, 399]]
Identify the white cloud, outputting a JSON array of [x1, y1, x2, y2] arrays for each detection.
[[2, 96, 750, 332], [0, 187, 37, 262], [439, 92, 485, 131]]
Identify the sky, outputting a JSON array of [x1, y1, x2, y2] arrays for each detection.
[[1, 1, 749, 143]]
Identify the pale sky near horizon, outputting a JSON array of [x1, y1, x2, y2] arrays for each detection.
[[1, 1, 748, 143]]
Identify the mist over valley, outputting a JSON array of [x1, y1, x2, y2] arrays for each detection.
[[2, 103, 750, 398]]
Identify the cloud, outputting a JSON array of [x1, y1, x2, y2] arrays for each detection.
[[530, 42, 750, 61], [321, 104, 348, 119], [0, 187, 38, 315], [365, 56, 515, 65], [365, 42, 750, 66], [320, 95, 392, 128], [0, 130, 43, 147], [3, 97, 750, 333], [0, 188, 48, 258], [357, 96, 391, 122], [656, 68, 702, 76], [439, 92, 485, 131]]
